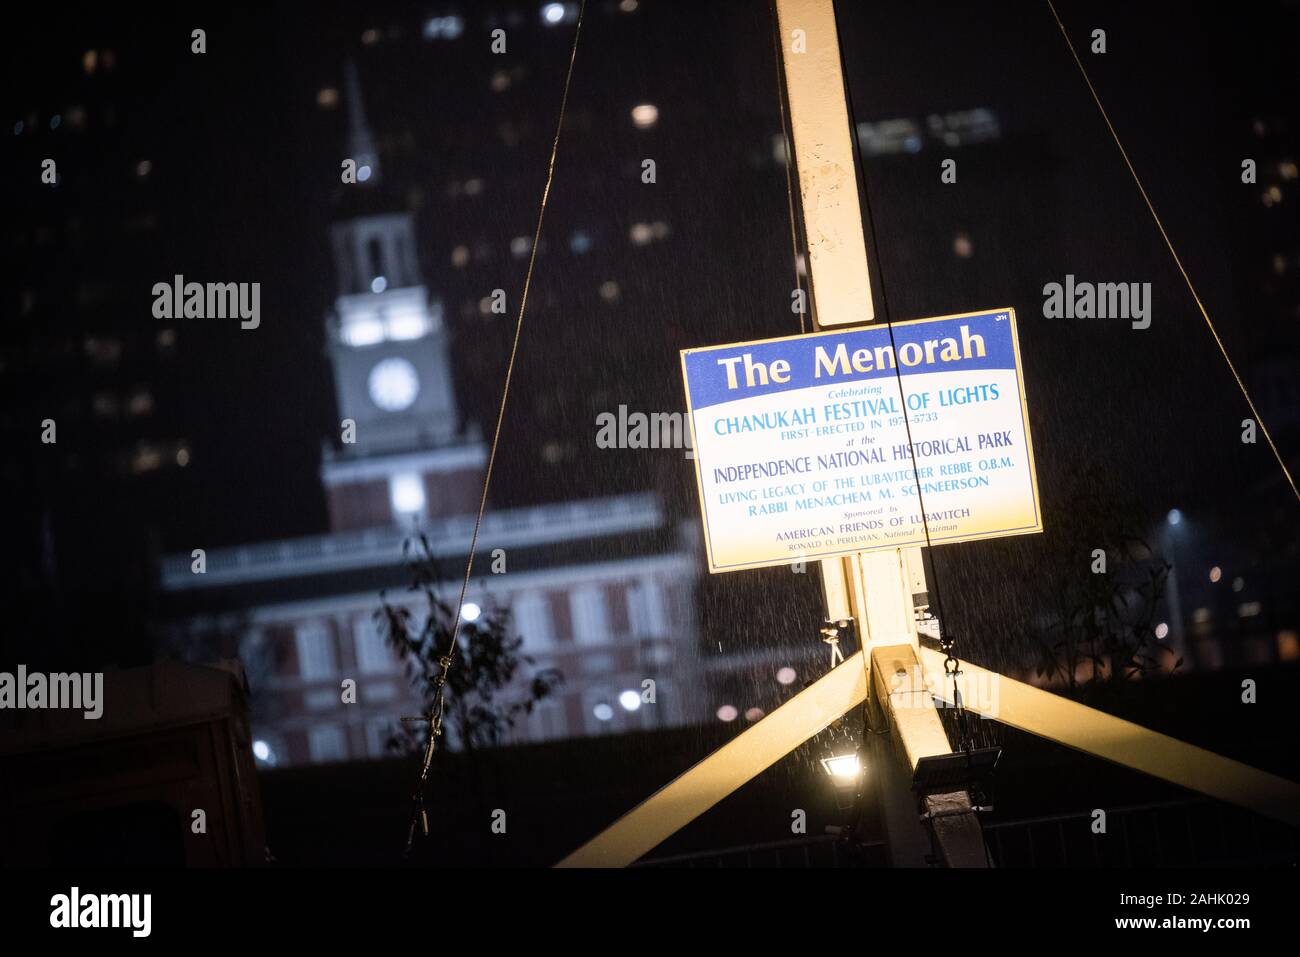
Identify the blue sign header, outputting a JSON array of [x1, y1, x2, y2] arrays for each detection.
[[682, 309, 1016, 411]]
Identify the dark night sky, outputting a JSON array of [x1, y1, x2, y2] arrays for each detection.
[[4, 1, 1298, 665]]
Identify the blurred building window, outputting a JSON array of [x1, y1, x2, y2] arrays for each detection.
[[628, 578, 665, 637], [423, 16, 464, 40], [366, 719, 393, 758], [570, 585, 609, 645], [354, 616, 394, 674], [127, 389, 154, 417], [295, 622, 337, 681], [84, 336, 122, 367], [92, 393, 119, 420], [308, 724, 348, 763], [513, 592, 554, 647]]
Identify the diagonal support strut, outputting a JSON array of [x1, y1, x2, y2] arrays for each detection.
[[556, 649, 1300, 866], [555, 649, 870, 867]]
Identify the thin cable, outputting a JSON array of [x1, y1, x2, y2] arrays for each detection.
[[770, 0, 807, 334], [403, 0, 587, 855], [1047, 0, 1298, 503]]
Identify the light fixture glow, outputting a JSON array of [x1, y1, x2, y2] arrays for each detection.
[[716, 704, 738, 722], [461, 602, 481, 623], [390, 472, 426, 516], [542, 3, 566, 24], [776, 666, 797, 685], [1154, 622, 1169, 640], [820, 752, 861, 780], [593, 702, 614, 721], [618, 690, 641, 711], [1167, 508, 1183, 526], [371, 276, 388, 293], [253, 740, 271, 761]]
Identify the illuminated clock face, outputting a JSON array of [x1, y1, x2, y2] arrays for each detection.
[[368, 357, 420, 411]]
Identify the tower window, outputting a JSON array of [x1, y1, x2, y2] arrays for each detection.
[[367, 236, 384, 286], [389, 472, 426, 518]]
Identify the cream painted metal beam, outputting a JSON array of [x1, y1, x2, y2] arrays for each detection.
[[918, 647, 1300, 827], [873, 644, 952, 768], [775, 0, 873, 327], [777, 0, 929, 646], [555, 651, 869, 867], [872, 643, 990, 866]]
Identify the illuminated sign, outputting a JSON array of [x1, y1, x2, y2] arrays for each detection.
[[681, 308, 1042, 573]]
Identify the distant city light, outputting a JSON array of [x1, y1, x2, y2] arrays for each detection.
[[570, 231, 592, 254], [461, 602, 481, 623], [253, 740, 273, 763], [390, 473, 426, 516], [716, 704, 738, 722], [370, 276, 388, 294], [776, 666, 797, 685], [598, 280, 620, 302], [630, 103, 659, 128], [317, 87, 338, 108], [744, 707, 764, 721], [619, 0, 639, 11], [1166, 508, 1183, 526], [542, 3, 567, 25], [1209, 566, 1222, 583], [423, 15, 464, 40], [953, 232, 973, 258], [510, 235, 532, 258], [618, 690, 641, 711], [357, 164, 372, 182], [1154, 622, 1169, 640], [593, 702, 614, 721], [1233, 577, 1245, 593]]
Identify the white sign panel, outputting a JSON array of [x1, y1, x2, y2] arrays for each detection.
[[680, 308, 1042, 573]]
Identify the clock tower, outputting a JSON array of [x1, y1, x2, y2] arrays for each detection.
[[320, 60, 485, 531]]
